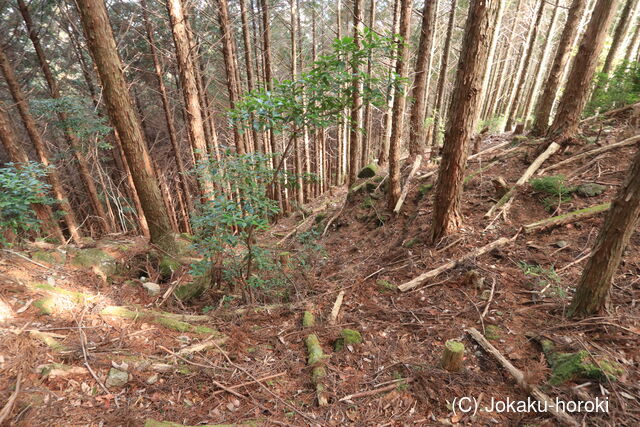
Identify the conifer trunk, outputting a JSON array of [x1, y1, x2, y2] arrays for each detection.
[[76, 0, 176, 252], [378, 0, 400, 167], [239, 0, 262, 153], [348, 0, 364, 186], [547, 0, 620, 142], [387, 0, 413, 210], [601, 0, 637, 76], [430, 0, 500, 242]]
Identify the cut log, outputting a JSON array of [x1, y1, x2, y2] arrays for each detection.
[[305, 334, 328, 406], [329, 290, 345, 325], [398, 235, 516, 292], [467, 327, 579, 427], [393, 155, 422, 214], [539, 135, 640, 175], [485, 142, 561, 218], [440, 340, 465, 372], [524, 203, 610, 233]]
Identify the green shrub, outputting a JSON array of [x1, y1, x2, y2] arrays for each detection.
[[0, 162, 54, 245], [585, 61, 640, 117], [530, 175, 576, 213]]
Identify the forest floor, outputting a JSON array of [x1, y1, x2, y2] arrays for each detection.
[[1, 109, 640, 426]]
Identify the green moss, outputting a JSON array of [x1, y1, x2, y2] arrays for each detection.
[[484, 325, 501, 340], [33, 297, 56, 315], [542, 340, 623, 385], [314, 213, 327, 224], [418, 184, 433, 197], [159, 256, 181, 278], [70, 248, 117, 275], [445, 340, 464, 353], [362, 196, 374, 209], [306, 334, 325, 366], [334, 329, 362, 351], [175, 278, 208, 301], [31, 250, 66, 265], [511, 135, 527, 145], [403, 237, 422, 248], [32, 283, 93, 304], [357, 163, 378, 178], [376, 279, 397, 292], [100, 305, 220, 336], [30, 330, 67, 352], [302, 311, 315, 327]]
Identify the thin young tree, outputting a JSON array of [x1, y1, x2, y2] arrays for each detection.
[[430, 0, 500, 242], [75, 0, 177, 252], [569, 147, 640, 317], [430, 0, 457, 151], [408, 0, 437, 159], [547, 0, 620, 142], [361, 0, 377, 167], [17, 0, 111, 233], [348, 0, 364, 185], [531, 0, 588, 136], [0, 46, 82, 243], [601, 0, 638, 76], [387, 0, 413, 210]]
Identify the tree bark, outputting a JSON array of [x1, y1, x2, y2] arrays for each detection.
[[0, 46, 81, 243], [387, 0, 413, 210], [531, 0, 588, 136], [140, 0, 194, 220], [504, 0, 546, 132], [547, 0, 620, 142], [477, 0, 507, 123], [348, 0, 364, 186], [601, 0, 638, 75], [76, 0, 176, 251], [430, 0, 457, 151], [569, 145, 640, 317], [239, 0, 262, 153], [361, 0, 377, 168], [408, 0, 437, 159], [430, 0, 500, 242], [166, 0, 215, 199], [17, 0, 111, 234]]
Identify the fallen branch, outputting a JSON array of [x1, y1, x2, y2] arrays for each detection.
[[580, 101, 640, 125], [329, 290, 345, 326], [210, 372, 286, 397], [524, 203, 610, 233], [277, 214, 316, 246], [539, 135, 640, 175], [305, 334, 328, 406], [393, 155, 422, 214], [481, 278, 496, 318], [339, 377, 414, 402], [398, 235, 517, 292], [464, 160, 499, 185], [468, 140, 510, 161], [0, 373, 21, 425], [322, 198, 347, 237], [467, 328, 579, 426], [485, 142, 561, 219]]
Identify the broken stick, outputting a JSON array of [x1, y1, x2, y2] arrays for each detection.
[[0, 373, 21, 424], [398, 235, 516, 292], [485, 142, 561, 219], [329, 290, 345, 325], [524, 203, 610, 233], [393, 155, 422, 214], [467, 328, 579, 426], [539, 135, 640, 175]]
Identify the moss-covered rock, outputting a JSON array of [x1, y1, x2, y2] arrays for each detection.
[[302, 311, 315, 327], [541, 340, 623, 385], [159, 256, 181, 278], [34, 297, 56, 315], [174, 278, 208, 301], [70, 248, 117, 275], [334, 328, 363, 351], [31, 250, 66, 265], [576, 183, 606, 197], [357, 162, 378, 178]]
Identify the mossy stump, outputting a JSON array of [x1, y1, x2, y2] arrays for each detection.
[[334, 328, 363, 351], [357, 162, 378, 178], [302, 311, 315, 327], [440, 340, 465, 372]]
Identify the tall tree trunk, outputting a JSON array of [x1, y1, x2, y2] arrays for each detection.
[[166, 0, 214, 198], [239, 0, 262, 152], [477, 0, 507, 123], [361, 0, 377, 167], [601, 0, 638, 75], [430, 0, 457, 151], [76, 0, 176, 251], [408, 0, 437, 159], [140, 0, 194, 220], [569, 146, 640, 317], [290, 0, 304, 205], [387, 0, 413, 210], [504, 0, 546, 132], [521, 1, 561, 127], [216, 0, 246, 154], [531, 0, 588, 136], [348, 0, 364, 186], [430, 0, 500, 242], [548, 0, 620, 142], [378, 0, 401, 167], [0, 102, 65, 243], [0, 46, 81, 243], [17, 0, 111, 234]]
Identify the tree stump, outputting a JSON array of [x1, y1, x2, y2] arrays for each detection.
[[440, 340, 465, 372]]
